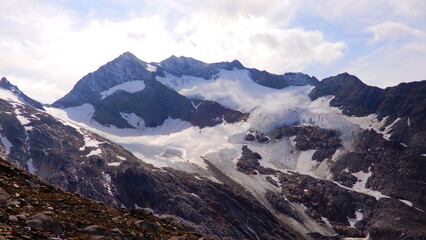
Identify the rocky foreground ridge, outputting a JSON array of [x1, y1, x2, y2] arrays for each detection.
[[0, 158, 204, 240]]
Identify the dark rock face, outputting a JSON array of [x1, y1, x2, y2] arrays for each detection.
[[113, 165, 297, 240], [265, 191, 302, 223], [278, 125, 341, 162], [308, 73, 381, 117], [92, 80, 248, 129], [244, 131, 271, 144], [189, 100, 249, 128], [249, 69, 318, 89], [332, 129, 426, 210], [279, 172, 378, 231], [92, 79, 194, 128], [0, 159, 201, 240], [159, 55, 245, 79], [369, 198, 426, 240], [236, 145, 277, 175], [309, 73, 426, 130], [236, 145, 262, 175], [0, 77, 44, 110]]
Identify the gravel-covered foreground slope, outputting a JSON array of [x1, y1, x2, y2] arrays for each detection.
[[0, 158, 203, 240]]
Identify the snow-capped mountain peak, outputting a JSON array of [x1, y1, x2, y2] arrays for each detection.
[[0, 77, 44, 110]]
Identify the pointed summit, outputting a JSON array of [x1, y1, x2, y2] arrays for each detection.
[[52, 52, 155, 108], [114, 51, 144, 64], [0, 77, 13, 88], [0, 77, 44, 110], [159, 56, 246, 79], [159, 55, 208, 77]]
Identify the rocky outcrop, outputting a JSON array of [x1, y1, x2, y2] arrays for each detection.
[[159, 55, 244, 79], [236, 145, 277, 175], [189, 100, 249, 128], [249, 69, 318, 89], [332, 129, 426, 210], [276, 125, 341, 162], [26, 212, 63, 235], [309, 73, 426, 130], [113, 163, 296, 239], [236, 145, 263, 175]]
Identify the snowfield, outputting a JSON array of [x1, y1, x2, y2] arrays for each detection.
[[46, 69, 385, 179]]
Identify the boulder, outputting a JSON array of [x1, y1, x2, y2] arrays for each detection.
[[26, 212, 63, 235], [0, 187, 10, 204]]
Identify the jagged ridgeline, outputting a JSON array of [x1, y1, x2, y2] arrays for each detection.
[[1, 52, 425, 240]]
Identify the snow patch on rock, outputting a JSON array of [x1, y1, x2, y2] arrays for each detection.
[[107, 162, 122, 167], [146, 64, 157, 72], [347, 210, 363, 228], [101, 172, 113, 195], [399, 199, 413, 207], [0, 132, 12, 154], [351, 170, 390, 200], [86, 148, 102, 157], [26, 158, 37, 174], [100, 80, 146, 100]]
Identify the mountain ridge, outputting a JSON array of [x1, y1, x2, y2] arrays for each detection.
[[0, 77, 45, 110], [1, 52, 426, 240]]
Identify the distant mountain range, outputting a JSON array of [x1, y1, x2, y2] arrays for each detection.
[[1, 52, 425, 240]]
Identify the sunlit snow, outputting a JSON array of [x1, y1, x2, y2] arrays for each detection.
[[86, 148, 102, 157], [146, 64, 157, 72], [347, 210, 363, 228], [0, 132, 12, 154], [26, 158, 37, 174], [351, 170, 389, 200], [100, 80, 146, 100]]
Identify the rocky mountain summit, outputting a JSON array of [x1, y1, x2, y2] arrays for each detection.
[[1, 52, 426, 240]]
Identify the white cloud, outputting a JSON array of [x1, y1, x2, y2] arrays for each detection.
[[0, 0, 347, 103], [170, 14, 346, 73], [345, 22, 426, 87], [345, 44, 426, 87], [366, 21, 426, 43], [389, 0, 426, 18]]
